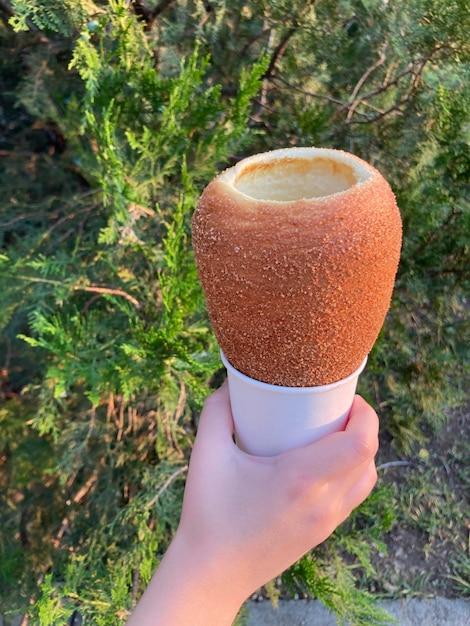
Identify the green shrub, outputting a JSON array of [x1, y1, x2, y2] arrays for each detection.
[[1, 0, 468, 624]]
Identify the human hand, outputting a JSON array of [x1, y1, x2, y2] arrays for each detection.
[[126, 381, 378, 625], [179, 380, 378, 592]]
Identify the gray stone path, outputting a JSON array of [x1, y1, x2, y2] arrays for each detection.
[[246, 597, 470, 625]]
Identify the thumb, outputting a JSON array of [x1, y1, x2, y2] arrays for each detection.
[[195, 381, 235, 448]]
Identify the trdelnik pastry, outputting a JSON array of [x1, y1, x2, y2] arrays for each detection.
[[192, 147, 402, 388]]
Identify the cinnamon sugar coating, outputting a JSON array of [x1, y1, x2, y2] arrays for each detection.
[[192, 149, 402, 387]]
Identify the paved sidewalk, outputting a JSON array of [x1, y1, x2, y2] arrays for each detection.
[[246, 597, 470, 625]]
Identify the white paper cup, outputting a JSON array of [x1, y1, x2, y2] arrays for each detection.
[[221, 351, 367, 456]]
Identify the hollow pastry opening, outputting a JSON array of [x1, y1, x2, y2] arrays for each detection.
[[232, 154, 371, 202]]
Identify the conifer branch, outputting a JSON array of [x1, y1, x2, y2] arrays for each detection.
[[147, 465, 189, 508], [74, 284, 141, 309], [2, 2, 468, 620], [131, 0, 176, 28], [262, 1, 316, 80], [14, 275, 141, 308], [262, 27, 297, 80], [346, 47, 388, 121], [0, 0, 13, 18], [377, 461, 415, 471]]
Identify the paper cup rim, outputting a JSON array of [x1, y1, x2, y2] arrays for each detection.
[[220, 351, 367, 394]]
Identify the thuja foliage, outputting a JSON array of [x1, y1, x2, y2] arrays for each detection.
[[1, 1, 268, 622], [0, 0, 469, 624]]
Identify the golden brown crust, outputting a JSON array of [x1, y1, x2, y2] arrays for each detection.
[[192, 148, 402, 387]]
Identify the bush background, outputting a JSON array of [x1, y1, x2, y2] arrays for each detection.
[[0, 1, 468, 624]]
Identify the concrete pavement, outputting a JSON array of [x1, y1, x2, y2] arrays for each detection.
[[245, 597, 470, 625]]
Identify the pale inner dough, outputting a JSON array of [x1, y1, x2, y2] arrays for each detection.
[[233, 156, 366, 201]]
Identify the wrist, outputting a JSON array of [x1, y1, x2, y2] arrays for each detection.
[[167, 529, 248, 623], [127, 529, 247, 626]]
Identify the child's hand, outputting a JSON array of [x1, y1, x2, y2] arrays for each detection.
[[127, 381, 379, 626], [179, 380, 378, 596]]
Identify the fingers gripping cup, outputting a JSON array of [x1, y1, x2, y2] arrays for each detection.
[[192, 147, 402, 455], [222, 351, 367, 457]]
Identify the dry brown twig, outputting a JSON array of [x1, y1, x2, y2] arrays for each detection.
[[346, 46, 388, 121], [146, 464, 189, 509]]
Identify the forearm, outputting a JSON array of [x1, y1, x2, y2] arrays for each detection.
[[126, 532, 246, 626]]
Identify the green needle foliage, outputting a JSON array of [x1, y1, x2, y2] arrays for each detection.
[[1, 0, 469, 624]]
